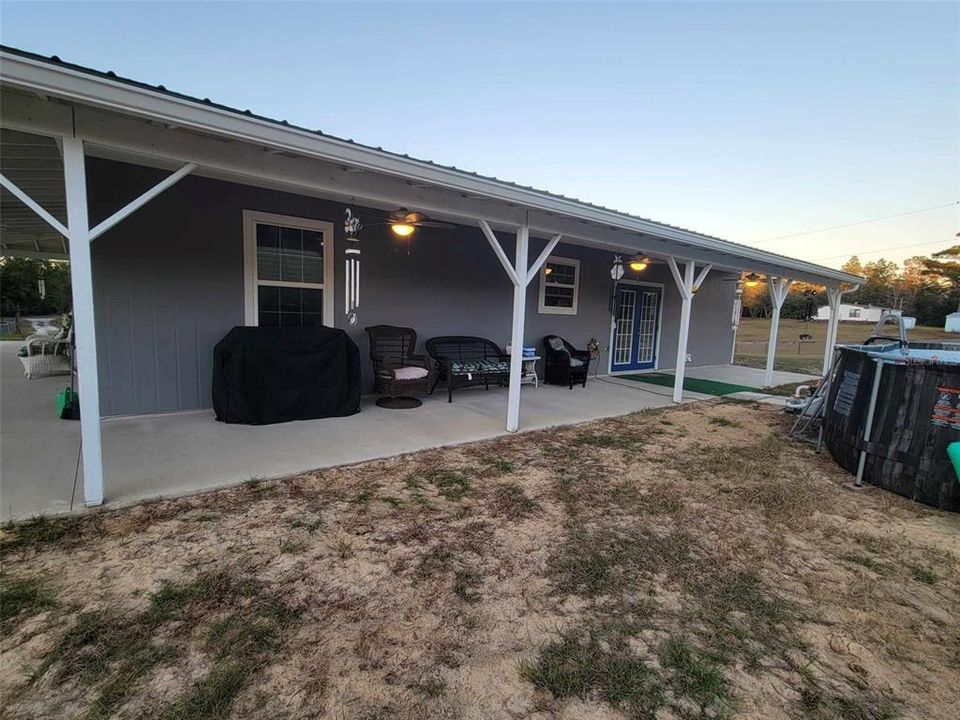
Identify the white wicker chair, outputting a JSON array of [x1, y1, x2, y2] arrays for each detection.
[[19, 325, 73, 379]]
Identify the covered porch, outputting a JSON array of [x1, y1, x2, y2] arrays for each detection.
[[0, 47, 860, 514], [0, 339, 813, 520]]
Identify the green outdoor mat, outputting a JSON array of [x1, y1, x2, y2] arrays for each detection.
[[619, 373, 756, 396]]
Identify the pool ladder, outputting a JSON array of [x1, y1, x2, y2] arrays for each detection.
[[791, 312, 910, 486], [863, 312, 909, 349]]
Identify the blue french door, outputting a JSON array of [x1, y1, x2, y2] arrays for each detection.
[[611, 284, 662, 372]]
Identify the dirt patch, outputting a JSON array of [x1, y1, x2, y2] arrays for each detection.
[[2, 401, 958, 719]]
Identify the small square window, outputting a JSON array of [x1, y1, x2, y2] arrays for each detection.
[[539, 257, 580, 315]]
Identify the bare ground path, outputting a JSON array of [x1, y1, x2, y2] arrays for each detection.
[[2, 401, 958, 719]]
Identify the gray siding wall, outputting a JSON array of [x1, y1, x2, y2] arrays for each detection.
[[88, 159, 736, 416]]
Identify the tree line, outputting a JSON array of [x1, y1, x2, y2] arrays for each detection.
[[0, 258, 72, 331], [741, 245, 960, 327]]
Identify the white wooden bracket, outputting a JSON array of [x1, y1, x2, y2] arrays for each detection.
[[0, 172, 69, 238], [89, 162, 196, 241], [479, 220, 520, 287], [525, 233, 563, 286]]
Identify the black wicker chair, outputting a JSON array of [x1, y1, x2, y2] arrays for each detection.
[[425, 336, 510, 402], [365, 325, 432, 408], [543, 335, 591, 389]]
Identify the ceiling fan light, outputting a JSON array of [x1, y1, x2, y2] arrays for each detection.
[[390, 222, 415, 238], [743, 272, 761, 288], [628, 256, 649, 272]]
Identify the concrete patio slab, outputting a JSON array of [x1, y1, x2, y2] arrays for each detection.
[[2, 342, 698, 520], [687, 365, 819, 388], [1, 340, 814, 521], [683, 363, 818, 388]]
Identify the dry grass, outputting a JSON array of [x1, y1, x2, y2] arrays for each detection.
[[2, 401, 958, 719], [734, 317, 955, 374]]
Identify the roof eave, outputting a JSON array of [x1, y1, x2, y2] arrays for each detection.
[[0, 48, 863, 287]]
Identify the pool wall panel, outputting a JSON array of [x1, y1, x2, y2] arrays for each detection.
[[823, 347, 960, 512]]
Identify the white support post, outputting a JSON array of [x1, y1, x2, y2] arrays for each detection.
[[4, 136, 198, 508], [479, 221, 544, 432], [62, 136, 105, 506], [822, 286, 844, 376], [667, 257, 700, 403], [764, 276, 794, 388], [506, 225, 529, 432]]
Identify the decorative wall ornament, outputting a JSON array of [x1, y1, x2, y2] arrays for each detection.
[[344, 208, 362, 326], [610, 255, 625, 281]]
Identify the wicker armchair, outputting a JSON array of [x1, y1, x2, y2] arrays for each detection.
[[365, 325, 432, 408], [543, 335, 591, 389]]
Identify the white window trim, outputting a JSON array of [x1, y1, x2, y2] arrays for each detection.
[[538, 256, 580, 315], [243, 209, 335, 327]]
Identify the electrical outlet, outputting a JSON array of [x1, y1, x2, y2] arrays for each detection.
[[685, 353, 692, 363]]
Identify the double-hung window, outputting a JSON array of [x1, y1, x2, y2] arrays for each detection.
[[538, 257, 580, 315], [243, 210, 334, 328]]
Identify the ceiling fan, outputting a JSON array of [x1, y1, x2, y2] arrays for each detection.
[[721, 272, 763, 287], [370, 208, 456, 238]]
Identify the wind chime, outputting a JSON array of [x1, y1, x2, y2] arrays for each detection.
[[344, 208, 361, 326]]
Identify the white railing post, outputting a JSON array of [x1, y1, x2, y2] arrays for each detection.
[[506, 225, 529, 432], [822, 286, 843, 375], [764, 276, 793, 388], [62, 136, 104, 506]]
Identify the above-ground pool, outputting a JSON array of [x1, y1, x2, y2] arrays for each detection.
[[822, 341, 960, 512]]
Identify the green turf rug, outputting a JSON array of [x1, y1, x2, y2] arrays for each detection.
[[619, 373, 756, 396]]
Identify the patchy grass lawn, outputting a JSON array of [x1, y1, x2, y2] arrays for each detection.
[[734, 318, 955, 375], [2, 402, 958, 719]]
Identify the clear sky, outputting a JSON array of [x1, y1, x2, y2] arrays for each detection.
[[2, 1, 957, 270]]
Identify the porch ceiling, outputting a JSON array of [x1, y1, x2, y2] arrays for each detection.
[[0, 47, 863, 287], [0, 128, 67, 259]]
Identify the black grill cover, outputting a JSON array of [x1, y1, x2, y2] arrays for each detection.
[[213, 327, 361, 425]]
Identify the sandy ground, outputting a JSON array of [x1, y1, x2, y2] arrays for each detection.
[[1, 401, 958, 720]]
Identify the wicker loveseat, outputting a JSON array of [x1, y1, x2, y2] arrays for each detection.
[[425, 336, 510, 402], [365, 325, 433, 408], [18, 321, 73, 379]]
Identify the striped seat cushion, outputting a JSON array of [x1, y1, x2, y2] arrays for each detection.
[[449, 359, 510, 376]]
